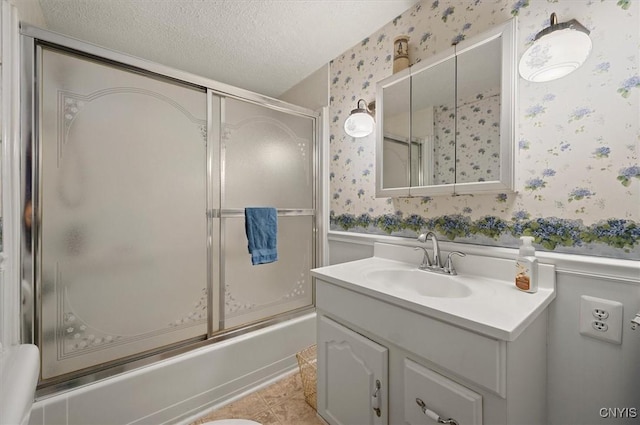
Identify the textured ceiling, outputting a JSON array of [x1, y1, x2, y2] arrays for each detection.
[[36, 0, 420, 98]]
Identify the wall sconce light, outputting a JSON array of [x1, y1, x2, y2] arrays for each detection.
[[344, 99, 375, 138], [519, 13, 592, 82]]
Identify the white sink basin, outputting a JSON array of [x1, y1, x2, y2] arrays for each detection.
[[366, 269, 472, 298], [311, 242, 556, 341]]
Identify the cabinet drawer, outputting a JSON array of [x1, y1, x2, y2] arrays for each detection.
[[316, 280, 506, 396], [404, 358, 483, 425]]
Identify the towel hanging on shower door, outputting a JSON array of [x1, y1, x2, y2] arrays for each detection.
[[244, 207, 278, 265]]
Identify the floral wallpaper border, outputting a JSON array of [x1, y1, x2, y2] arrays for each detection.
[[331, 210, 639, 259]]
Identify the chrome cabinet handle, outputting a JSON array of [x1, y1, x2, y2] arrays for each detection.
[[416, 398, 459, 425], [372, 379, 381, 417]]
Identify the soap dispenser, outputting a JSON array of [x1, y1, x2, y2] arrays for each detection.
[[515, 236, 538, 293]]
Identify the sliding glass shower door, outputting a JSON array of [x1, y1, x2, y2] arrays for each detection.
[[38, 47, 210, 379], [219, 99, 314, 329], [30, 39, 318, 385]]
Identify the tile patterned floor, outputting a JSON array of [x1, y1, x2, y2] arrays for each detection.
[[191, 372, 326, 425]]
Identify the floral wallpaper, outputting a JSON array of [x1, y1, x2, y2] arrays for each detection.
[[329, 0, 639, 259]]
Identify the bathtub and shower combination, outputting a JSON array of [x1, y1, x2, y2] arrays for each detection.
[[16, 24, 321, 424]]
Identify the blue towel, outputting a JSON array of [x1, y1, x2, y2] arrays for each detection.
[[245, 207, 278, 265]]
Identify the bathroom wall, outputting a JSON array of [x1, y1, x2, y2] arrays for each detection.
[[1, 1, 48, 267], [547, 270, 640, 425], [328, 0, 639, 260], [279, 63, 330, 111], [326, 1, 640, 424], [12, 0, 46, 27]]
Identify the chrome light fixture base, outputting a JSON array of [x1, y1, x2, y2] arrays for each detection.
[[519, 13, 592, 82]]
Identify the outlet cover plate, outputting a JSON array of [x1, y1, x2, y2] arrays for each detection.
[[579, 295, 623, 344]]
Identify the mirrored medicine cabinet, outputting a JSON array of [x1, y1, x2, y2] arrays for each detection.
[[375, 18, 516, 197]]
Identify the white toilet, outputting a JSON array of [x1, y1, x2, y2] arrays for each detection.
[[203, 420, 261, 425], [0, 343, 40, 425]]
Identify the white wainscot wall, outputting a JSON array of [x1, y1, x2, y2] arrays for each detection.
[[28, 313, 316, 425], [328, 231, 640, 425]]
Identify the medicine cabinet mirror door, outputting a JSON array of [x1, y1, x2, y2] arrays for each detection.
[[447, 18, 516, 196], [376, 68, 412, 198], [376, 18, 516, 198], [409, 50, 456, 196]]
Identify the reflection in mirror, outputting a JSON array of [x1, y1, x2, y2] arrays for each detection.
[[455, 36, 502, 184], [383, 136, 423, 187], [381, 76, 411, 190], [411, 56, 456, 186], [410, 140, 422, 186]]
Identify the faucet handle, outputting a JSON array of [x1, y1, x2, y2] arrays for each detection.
[[445, 251, 466, 275], [414, 246, 432, 268]]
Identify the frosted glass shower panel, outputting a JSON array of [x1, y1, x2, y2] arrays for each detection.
[[221, 98, 314, 328], [223, 98, 313, 208], [223, 216, 313, 329], [39, 48, 209, 379]]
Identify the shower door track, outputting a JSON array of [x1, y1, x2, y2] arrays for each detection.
[[20, 25, 323, 396]]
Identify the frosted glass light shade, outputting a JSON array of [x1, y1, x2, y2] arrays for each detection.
[[344, 99, 375, 137], [344, 112, 375, 137], [519, 14, 592, 82]]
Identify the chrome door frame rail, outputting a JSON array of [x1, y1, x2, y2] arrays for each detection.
[[20, 24, 318, 120], [20, 24, 322, 394]]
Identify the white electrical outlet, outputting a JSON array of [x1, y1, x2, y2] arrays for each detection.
[[593, 308, 609, 320], [579, 295, 623, 344]]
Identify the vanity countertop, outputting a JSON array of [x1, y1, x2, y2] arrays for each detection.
[[312, 243, 556, 341]]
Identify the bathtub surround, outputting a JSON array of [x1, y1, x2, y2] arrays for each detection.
[[28, 313, 316, 425], [328, 0, 639, 260]]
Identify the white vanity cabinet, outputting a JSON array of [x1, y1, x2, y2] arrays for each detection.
[[317, 315, 389, 425], [315, 278, 548, 425]]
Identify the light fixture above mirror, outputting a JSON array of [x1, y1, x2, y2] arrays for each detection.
[[344, 99, 375, 138], [519, 13, 592, 82]]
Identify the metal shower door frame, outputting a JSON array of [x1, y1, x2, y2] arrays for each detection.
[[20, 25, 322, 394]]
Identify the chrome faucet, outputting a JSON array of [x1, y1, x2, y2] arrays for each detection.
[[414, 232, 465, 275], [421, 232, 442, 268]]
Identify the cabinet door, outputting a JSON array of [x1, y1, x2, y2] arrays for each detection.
[[318, 315, 388, 425], [404, 358, 483, 425]]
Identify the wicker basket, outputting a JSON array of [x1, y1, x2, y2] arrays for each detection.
[[296, 344, 317, 411]]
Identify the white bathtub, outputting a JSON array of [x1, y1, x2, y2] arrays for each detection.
[[29, 312, 317, 425]]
